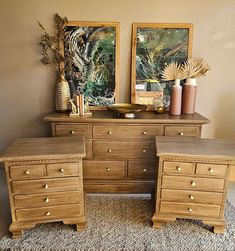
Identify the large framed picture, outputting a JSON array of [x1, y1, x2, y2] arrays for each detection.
[[64, 21, 120, 109], [131, 23, 193, 109]]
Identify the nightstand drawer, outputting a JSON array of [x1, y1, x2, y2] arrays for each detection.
[[164, 126, 200, 138], [10, 165, 45, 179], [12, 177, 79, 194], [14, 191, 81, 208], [162, 175, 225, 191], [16, 204, 81, 221], [93, 141, 155, 159], [196, 163, 227, 177], [47, 163, 79, 177], [93, 125, 164, 140], [160, 202, 220, 217], [163, 161, 195, 174], [83, 160, 125, 179], [128, 160, 156, 179], [161, 189, 223, 205], [55, 124, 90, 139]]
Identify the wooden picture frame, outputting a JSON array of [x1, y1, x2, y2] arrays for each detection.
[[131, 23, 193, 110], [64, 21, 120, 110]]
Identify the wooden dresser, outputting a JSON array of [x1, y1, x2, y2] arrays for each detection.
[[44, 111, 209, 193], [152, 137, 235, 233], [0, 137, 86, 238]]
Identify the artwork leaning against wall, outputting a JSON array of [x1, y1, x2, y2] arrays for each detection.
[[63, 21, 120, 109]]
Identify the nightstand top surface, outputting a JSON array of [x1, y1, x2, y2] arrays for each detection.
[[156, 137, 235, 161], [0, 136, 85, 162]]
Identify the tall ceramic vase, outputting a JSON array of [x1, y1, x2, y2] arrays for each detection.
[[170, 79, 182, 116], [55, 73, 71, 112], [182, 78, 197, 114]]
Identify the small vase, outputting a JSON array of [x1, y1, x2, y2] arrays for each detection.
[[182, 78, 197, 114], [169, 79, 182, 116], [55, 74, 71, 112]]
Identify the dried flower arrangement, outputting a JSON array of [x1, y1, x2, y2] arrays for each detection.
[[38, 13, 73, 74], [161, 62, 187, 81]]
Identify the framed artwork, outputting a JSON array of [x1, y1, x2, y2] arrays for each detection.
[[131, 23, 193, 109], [63, 21, 120, 109]]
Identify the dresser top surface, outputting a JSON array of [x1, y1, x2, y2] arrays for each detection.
[[44, 111, 210, 124], [0, 136, 85, 162], [156, 137, 235, 160]]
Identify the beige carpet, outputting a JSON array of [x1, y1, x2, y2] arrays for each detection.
[[0, 194, 235, 251]]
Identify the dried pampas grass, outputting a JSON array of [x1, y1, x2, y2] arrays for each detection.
[[161, 62, 186, 81], [183, 58, 211, 78]]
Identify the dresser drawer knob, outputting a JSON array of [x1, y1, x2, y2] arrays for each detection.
[[70, 130, 75, 135], [208, 168, 214, 173], [189, 195, 194, 200], [143, 168, 147, 173], [191, 181, 196, 187], [24, 170, 30, 175], [44, 184, 49, 189], [178, 132, 184, 136], [108, 131, 112, 135], [108, 149, 112, 153], [143, 131, 147, 135], [142, 149, 147, 153], [176, 166, 181, 171], [106, 168, 111, 172], [45, 197, 49, 203], [188, 208, 193, 212], [45, 211, 51, 216], [60, 168, 64, 173]]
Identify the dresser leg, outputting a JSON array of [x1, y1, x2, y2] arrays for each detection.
[[152, 220, 165, 229], [213, 225, 225, 234], [11, 230, 23, 239], [76, 222, 86, 231], [9, 222, 36, 239], [202, 220, 225, 234]]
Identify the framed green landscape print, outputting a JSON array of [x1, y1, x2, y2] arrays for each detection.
[[131, 23, 193, 110], [64, 21, 120, 109]]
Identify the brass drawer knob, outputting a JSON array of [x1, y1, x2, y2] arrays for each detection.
[[106, 168, 111, 172], [45, 197, 49, 203], [24, 170, 30, 175], [189, 195, 194, 200], [143, 131, 147, 135], [60, 168, 64, 173], [108, 131, 112, 135], [191, 181, 196, 187], [108, 149, 112, 153], [176, 166, 182, 171], [178, 132, 184, 136], [209, 168, 214, 173], [142, 149, 147, 153], [188, 208, 193, 212], [45, 211, 51, 216], [70, 130, 75, 135], [44, 184, 49, 189], [143, 168, 147, 173]]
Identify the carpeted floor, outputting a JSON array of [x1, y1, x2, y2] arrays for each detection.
[[0, 194, 235, 251]]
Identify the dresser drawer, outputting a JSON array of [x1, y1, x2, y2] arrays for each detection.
[[161, 189, 223, 205], [83, 160, 125, 179], [162, 175, 225, 191], [55, 124, 90, 139], [128, 160, 156, 179], [14, 190, 81, 208], [160, 201, 221, 217], [12, 177, 79, 194], [15, 204, 81, 221], [196, 163, 227, 177], [47, 163, 79, 177], [93, 141, 155, 159], [93, 125, 164, 140], [10, 165, 45, 179], [164, 126, 200, 138], [163, 161, 195, 174]]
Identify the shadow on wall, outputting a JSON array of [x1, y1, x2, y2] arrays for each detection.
[[214, 94, 235, 139], [0, 166, 11, 237]]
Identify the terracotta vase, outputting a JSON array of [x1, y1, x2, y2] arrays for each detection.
[[55, 74, 71, 112], [170, 79, 182, 116], [182, 78, 197, 114]]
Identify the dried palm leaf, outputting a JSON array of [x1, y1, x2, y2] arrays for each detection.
[[183, 58, 210, 78], [161, 62, 186, 81]]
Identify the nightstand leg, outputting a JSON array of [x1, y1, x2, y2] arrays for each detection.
[[76, 222, 86, 231], [202, 219, 226, 234]]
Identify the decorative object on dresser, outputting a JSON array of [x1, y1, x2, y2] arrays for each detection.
[[44, 110, 209, 193], [0, 136, 86, 238], [152, 136, 235, 234], [131, 23, 193, 110]]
